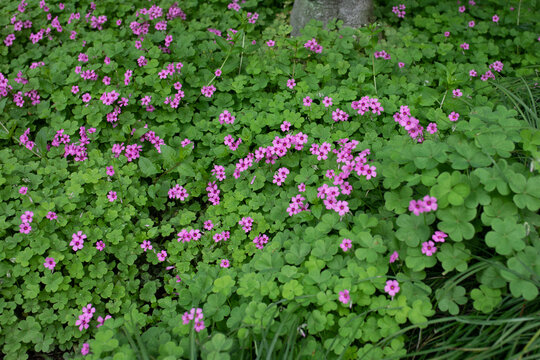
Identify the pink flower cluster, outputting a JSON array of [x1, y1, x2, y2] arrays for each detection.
[[228, 0, 241, 11], [253, 233, 270, 249], [100, 90, 120, 105], [351, 96, 384, 115], [408, 195, 438, 216], [201, 85, 216, 97], [124, 143, 143, 162], [287, 194, 310, 216], [206, 181, 221, 205], [177, 228, 202, 242], [392, 4, 406, 18], [304, 38, 323, 53], [332, 108, 349, 122], [238, 217, 253, 233], [480, 70, 496, 81], [182, 308, 205, 332], [19, 128, 35, 150], [168, 184, 189, 200], [374, 50, 391, 59], [211, 165, 226, 181], [273, 167, 290, 186], [70, 231, 86, 251], [393, 105, 424, 142], [19, 210, 34, 234], [247, 12, 259, 24], [489, 60, 504, 73], [421, 231, 448, 256], [213, 230, 230, 243], [139, 128, 165, 153], [52, 129, 70, 147], [75, 304, 95, 331], [224, 134, 242, 151], [219, 110, 235, 125]]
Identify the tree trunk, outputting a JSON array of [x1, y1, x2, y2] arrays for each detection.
[[290, 0, 374, 36]]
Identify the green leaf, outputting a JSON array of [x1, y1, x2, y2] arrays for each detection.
[[436, 206, 476, 242], [395, 213, 434, 247], [435, 285, 467, 315], [139, 157, 158, 176], [485, 218, 526, 255], [471, 286, 501, 313]]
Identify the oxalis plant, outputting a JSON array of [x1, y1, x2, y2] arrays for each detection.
[[0, 0, 539, 359]]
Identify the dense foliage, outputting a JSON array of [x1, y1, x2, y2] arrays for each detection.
[[0, 0, 539, 359]]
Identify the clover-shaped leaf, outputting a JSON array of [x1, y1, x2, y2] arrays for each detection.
[[485, 218, 526, 255], [471, 285, 501, 313], [500, 247, 540, 300], [395, 213, 434, 247], [509, 173, 540, 211], [431, 171, 471, 208], [408, 299, 434, 327], [436, 243, 470, 273], [384, 187, 412, 214], [435, 285, 467, 315], [436, 206, 476, 242]]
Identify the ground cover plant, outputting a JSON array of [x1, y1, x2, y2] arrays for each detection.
[[0, 0, 539, 359]]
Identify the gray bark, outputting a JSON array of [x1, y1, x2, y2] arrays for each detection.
[[290, 0, 374, 36]]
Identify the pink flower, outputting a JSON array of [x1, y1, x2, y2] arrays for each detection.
[[157, 250, 167, 261], [81, 343, 90, 355], [444, 31, 450, 37], [448, 111, 460, 122], [322, 96, 333, 107], [421, 241, 437, 256], [106, 166, 114, 176], [96, 241, 105, 251], [422, 195, 438, 211], [220, 259, 230, 268], [459, 6, 466, 12], [452, 89, 463, 98], [303, 96, 312, 107], [82, 93, 91, 102], [338, 289, 350, 304], [21, 211, 34, 223], [460, 43, 469, 50], [71, 231, 86, 251], [19, 186, 28, 195], [286, 78, 296, 89], [398, 62, 405, 68], [340, 238, 352, 252], [492, 14, 499, 23], [298, 183, 306, 192], [44, 257, 56, 270], [46, 211, 57, 220], [194, 320, 205, 332], [281, 121, 291, 132], [432, 231, 448, 243], [72, 86, 79, 94], [266, 39, 275, 47], [215, 69, 222, 77], [409, 199, 426, 216], [20, 223, 31, 234], [204, 220, 214, 231], [426, 123, 437, 134], [469, 69, 477, 77], [384, 280, 400, 297], [389, 251, 399, 263], [107, 191, 117, 202], [468, 21, 475, 28], [141, 240, 152, 251], [75, 314, 90, 331]]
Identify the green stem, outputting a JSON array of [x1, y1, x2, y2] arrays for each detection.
[[371, 53, 378, 95]]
